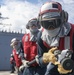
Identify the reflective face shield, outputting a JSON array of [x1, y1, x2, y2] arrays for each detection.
[[40, 12, 62, 29], [40, 18, 61, 29], [29, 19, 38, 27]]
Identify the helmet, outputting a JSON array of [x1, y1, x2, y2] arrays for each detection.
[[10, 38, 19, 47], [38, 2, 68, 29], [26, 18, 41, 29]]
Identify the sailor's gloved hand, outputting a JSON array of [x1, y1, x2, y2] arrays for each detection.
[[19, 65, 25, 72], [43, 47, 57, 64], [22, 60, 29, 67], [57, 64, 72, 74]]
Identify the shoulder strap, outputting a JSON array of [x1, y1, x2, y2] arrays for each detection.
[[37, 31, 49, 52]]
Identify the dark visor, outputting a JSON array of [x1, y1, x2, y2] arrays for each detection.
[[40, 18, 61, 29]]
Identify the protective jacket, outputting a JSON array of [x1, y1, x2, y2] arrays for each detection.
[[36, 24, 74, 75], [12, 49, 22, 67], [22, 33, 38, 66]]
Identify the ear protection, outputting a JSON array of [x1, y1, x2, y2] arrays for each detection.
[[26, 18, 41, 29], [61, 10, 68, 23], [38, 10, 68, 24]]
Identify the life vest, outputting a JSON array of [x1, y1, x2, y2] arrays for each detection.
[[22, 33, 37, 61], [43, 24, 74, 51], [12, 49, 22, 67]]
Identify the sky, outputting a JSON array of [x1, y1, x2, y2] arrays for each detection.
[[0, 0, 74, 33]]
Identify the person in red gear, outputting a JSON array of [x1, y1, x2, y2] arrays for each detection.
[[10, 38, 23, 74], [20, 18, 46, 75], [34, 1, 74, 75]]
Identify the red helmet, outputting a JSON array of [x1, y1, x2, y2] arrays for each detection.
[[38, 2, 65, 29], [39, 2, 62, 15]]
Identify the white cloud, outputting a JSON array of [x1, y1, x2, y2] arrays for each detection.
[[0, 0, 74, 33], [63, 0, 74, 4], [0, 0, 41, 33]]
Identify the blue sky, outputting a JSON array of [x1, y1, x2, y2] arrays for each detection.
[[0, 0, 74, 33]]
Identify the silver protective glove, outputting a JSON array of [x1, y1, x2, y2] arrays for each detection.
[[22, 60, 29, 67], [19, 64, 25, 72]]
